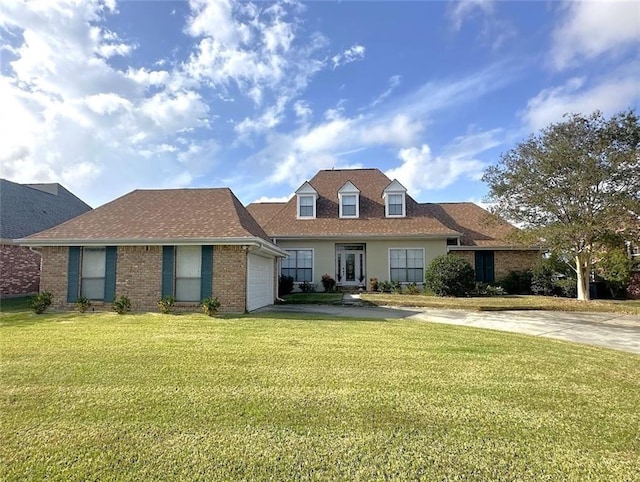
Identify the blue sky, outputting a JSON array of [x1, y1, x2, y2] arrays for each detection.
[[1, 0, 638, 208]]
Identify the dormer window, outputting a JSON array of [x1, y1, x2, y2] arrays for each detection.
[[338, 181, 360, 218], [383, 179, 407, 218], [295, 181, 318, 219]]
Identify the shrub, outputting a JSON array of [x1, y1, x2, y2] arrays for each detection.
[[112, 295, 132, 315], [75, 296, 91, 313], [499, 270, 533, 295], [379, 280, 393, 293], [30, 291, 52, 314], [321, 274, 336, 293], [406, 283, 421, 295], [369, 277, 379, 292], [531, 261, 557, 296], [278, 275, 294, 296], [596, 248, 635, 298], [555, 279, 577, 298], [201, 297, 221, 316], [391, 280, 403, 294], [299, 281, 315, 293], [157, 295, 175, 314], [425, 255, 475, 297]]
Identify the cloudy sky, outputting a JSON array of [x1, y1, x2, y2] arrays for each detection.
[[1, 0, 638, 208]]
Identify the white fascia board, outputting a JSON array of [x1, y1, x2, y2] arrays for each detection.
[[447, 245, 541, 251]]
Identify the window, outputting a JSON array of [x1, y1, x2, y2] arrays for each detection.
[[281, 249, 313, 282], [81, 247, 106, 300], [390, 249, 424, 283], [387, 194, 403, 216], [341, 194, 357, 217], [299, 195, 314, 217], [446, 237, 459, 246], [175, 246, 202, 301]]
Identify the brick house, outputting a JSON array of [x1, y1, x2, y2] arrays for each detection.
[[1, 179, 91, 297], [19, 188, 286, 313], [20, 168, 538, 312], [248, 169, 539, 291]]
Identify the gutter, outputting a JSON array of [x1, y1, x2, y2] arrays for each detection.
[[16, 236, 288, 258]]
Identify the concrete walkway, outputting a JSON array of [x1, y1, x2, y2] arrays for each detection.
[[257, 298, 640, 354]]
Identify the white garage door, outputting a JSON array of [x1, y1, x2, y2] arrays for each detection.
[[246, 253, 274, 311]]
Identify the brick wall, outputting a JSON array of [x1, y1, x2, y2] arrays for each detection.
[[0, 244, 42, 296], [628, 272, 640, 300], [39, 246, 69, 309], [449, 249, 540, 281], [39, 244, 250, 313], [214, 245, 247, 313]]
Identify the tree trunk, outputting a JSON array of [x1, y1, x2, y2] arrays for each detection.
[[576, 254, 591, 301]]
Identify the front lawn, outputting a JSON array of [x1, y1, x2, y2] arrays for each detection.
[[2, 309, 639, 480], [281, 292, 343, 304], [362, 293, 640, 315]]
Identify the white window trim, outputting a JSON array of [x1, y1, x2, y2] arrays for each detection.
[[296, 194, 317, 219], [280, 248, 314, 284], [384, 192, 406, 218], [339, 192, 359, 218], [388, 247, 425, 284]]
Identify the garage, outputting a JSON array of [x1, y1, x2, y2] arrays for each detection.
[[246, 253, 275, 311]]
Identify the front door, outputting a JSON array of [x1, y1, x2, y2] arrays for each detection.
[[336, 245, 365, 286]]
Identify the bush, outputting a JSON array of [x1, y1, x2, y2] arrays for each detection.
[[299, 281, 315, 293], [379, 280, 393, 293], [531, 261, 557, 296], [30, 291, 52, 314], [406, 283, 421, 295], [499, 270, 533, 295], [596, 248, 634, 298], [369, 277, 379, 292], [555, 279, 578, 298], [391, 280, 402, 294], [425, 255, 475, 297], [112, 295, 132, 315], [157, 295, 175, 314], [201, 297, 221, 316], [75, 296, 91, 313], [321, 274, 336, 293], [278, 275, 294, 296]]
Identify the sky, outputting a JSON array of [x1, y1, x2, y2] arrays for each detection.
[[0, 0, 638, 209]]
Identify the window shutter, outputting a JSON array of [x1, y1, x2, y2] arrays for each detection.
[[162, 246, 175, 297], [104, 246, 117, 302], [67, 247, 81, 302], [200, 245, 213, 299]]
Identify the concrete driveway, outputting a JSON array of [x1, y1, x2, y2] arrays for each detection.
[[256, 303, 640, 355]]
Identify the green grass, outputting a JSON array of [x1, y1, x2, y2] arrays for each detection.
[[281, 292, 344, 304], [2, 309, 639, 481], [362, 293, 640, 315], [0, 296, 31, 312]]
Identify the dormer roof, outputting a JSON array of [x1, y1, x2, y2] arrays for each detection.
[[295, 181, 318, 195], [338, 181, 360, 194], [383, 179, 407, 194]]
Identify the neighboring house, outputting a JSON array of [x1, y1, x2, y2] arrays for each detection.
[[18, 188, 286, 313], [1, 179, 91, 297], [248, 168, 539, 291]]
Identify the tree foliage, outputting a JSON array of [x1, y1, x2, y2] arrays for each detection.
[[425, 255, 475, 297], [483, 111, 640, 300]]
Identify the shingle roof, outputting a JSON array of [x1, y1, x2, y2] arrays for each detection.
[[23, 188, 272, 243], [0, 179, 92, 240], [260, 169, 458, 237], [256, 169, 523, 247], [246, 202, 286, 227], [428, 202, 520, 247]]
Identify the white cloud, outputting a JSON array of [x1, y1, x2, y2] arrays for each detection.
[[331, 44, 365, 69], [252, 194, 292, 203], [448, 0, 513, 49], [521, 72, 640, 131], [551, 0, 640, 70], [367, 74, 401, 109], [293, 100, 312, 121], [449, 0, 494, 31], [386, 143, 486, 196]]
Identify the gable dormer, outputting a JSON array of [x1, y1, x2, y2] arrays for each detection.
[[295, 181, 318, 219], [338, 181, 360, 218], [383, 179, 407, 218]]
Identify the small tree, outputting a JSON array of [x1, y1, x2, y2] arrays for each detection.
[[425, 255, 475, 297], [596, 247, 635, 298], [483, 111, 640, 301]]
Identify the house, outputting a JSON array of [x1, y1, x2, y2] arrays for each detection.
[[1, 179, 91, 297], [19, 168, 538, 313], [18, 188, 286, 312], [248, 168, 539, 291]]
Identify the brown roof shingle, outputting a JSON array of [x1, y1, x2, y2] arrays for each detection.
[[23, 188, 271, 243], [246, 202, 286, 227]]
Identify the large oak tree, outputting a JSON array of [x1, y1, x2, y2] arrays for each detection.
[[483, 111, 640, 301]]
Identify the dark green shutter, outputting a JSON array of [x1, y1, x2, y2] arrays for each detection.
[[200, 246, 213, 300], [67, 247, 81, 302], [104, 246, 117, 302], [475, 251, 495, 284], [162, 246, 175, 297]]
